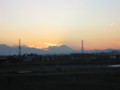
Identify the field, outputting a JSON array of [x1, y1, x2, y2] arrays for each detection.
[[0, 68, 120, 90]]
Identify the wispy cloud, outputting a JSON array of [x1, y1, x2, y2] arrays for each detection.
[[110, 22, 115, 26]]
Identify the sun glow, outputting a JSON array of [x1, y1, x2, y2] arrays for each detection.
[[44, 43, 63, 47], [26, 45, 40, 49], [25, 43, 63, 49]]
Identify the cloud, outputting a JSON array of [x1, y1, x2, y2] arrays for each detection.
[[110, 22, 115, 26], [43, 43, 63, 47]]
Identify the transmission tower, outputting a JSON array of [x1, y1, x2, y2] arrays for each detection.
[[81, 40, 84, 54], [19, 39, 21, 56]]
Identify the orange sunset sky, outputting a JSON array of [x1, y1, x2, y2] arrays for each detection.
[[0, 0, 120, 50]]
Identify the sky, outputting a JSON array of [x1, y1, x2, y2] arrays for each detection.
[[0, 0, 120, 50]]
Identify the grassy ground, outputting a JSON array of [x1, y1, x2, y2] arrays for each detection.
[[1, 68, 120, 90]]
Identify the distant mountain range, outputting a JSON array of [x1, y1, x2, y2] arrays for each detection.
[[0, 44, 120, 56]]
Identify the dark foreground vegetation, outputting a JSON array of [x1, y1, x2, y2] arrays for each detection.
[[1, 68, 120, 90], [1, 53, 120, 90]]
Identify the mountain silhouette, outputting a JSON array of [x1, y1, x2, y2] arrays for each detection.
[[0, 44, 119, 55], [45, 45, 75, 54]]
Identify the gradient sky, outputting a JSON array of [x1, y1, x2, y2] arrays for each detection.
[[0, 0, 120, 50]]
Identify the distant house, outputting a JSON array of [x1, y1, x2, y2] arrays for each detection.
[[109, 51, 120, 60], [23, 56, 36, 62], [110, 55, 117, 60], [0, 57, 9, 64]]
